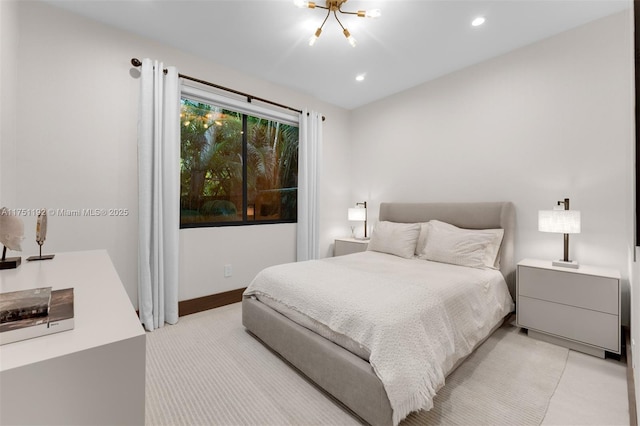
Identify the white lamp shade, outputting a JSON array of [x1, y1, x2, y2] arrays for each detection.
[[348, 207, 366, 221], [538, 210, 581, 234]]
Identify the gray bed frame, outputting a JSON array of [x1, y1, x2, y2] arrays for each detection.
[[242, 201, 516, 425]]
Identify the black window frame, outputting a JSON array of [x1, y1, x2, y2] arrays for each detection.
[[179, 97, 299, 229]]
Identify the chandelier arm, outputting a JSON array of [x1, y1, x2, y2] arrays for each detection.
[[333, 10, 347, 30], [319, 8, 331, 29], [337, 5, 358, 16]]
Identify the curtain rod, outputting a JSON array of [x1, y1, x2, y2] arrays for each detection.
[[131, 58, 325, 121]]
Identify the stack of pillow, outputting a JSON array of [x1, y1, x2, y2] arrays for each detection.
[[366, 220, 504, 269]]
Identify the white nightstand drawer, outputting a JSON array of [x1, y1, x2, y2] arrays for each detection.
[[334, 238, 369, 256], [518, 296, 619, 352], [518, 265, 618, 315]]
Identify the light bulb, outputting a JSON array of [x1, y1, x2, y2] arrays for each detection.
[[309, 28, 321, 46], [343, 29, 356, 47], [357, 9, 381, 18], [366, 9, 381, 18], [294, 0, 315, 8]]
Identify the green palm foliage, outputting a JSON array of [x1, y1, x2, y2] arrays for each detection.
[[180, 98, 298, 225]]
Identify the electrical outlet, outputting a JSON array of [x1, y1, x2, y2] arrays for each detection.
[[224, 264, 232, 277]]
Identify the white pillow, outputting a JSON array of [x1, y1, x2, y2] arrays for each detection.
[[427, 220, 504, 268], [367, 221, 421, 259], [415, 222, 430, 256], [420, 220, 504, 269]]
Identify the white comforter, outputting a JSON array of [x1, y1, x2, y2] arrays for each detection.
[[244, 251, 514, 425]]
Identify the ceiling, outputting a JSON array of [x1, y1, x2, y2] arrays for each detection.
[[44, 0, 630, 110]]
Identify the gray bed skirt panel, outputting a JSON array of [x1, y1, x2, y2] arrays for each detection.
[[242, 297, 393, 426]]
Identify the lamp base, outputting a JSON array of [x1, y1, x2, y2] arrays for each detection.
[[27, 254, 55, 261], [552, 259, 579, 269], [0, 257, 21, 270]]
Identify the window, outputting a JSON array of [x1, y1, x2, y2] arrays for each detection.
[[179, 94, 299, 228]]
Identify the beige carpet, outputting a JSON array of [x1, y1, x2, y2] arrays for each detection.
[[145, 303, 569, 426]]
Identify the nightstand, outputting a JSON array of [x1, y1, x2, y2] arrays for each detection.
[[516, 258, 621, 358], [334, 238, 369, 256]]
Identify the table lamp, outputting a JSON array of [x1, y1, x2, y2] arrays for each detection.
[[538, 198, 581, 269], [348, 201, 367, 239]]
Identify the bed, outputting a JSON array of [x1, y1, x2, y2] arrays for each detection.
[[242, 201, 516, 425]]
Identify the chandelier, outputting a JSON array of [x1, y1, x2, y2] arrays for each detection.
[[294, 0, 381, 47]]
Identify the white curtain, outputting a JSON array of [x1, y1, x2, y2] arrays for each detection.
[[137, 58, 180, 331], [296, 109, 323, 261]]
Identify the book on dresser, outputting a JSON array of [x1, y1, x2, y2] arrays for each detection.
[[0, 286, 52, 323], [0, 287, 74, 345]]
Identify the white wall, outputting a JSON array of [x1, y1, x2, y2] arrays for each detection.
[[3, 1, 352, 306], [0, 0, 18, 206], [350, 11, 634, 323], [628, 5, 640, 416]]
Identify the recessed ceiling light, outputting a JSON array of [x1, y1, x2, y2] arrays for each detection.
[[355, 74, 366, 82], [472, 16, 486, 27]]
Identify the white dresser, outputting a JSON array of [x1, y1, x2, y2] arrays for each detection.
[[516, 258, 620, 358], [334, 237, 369, 256], [0, 250, 146, 425]]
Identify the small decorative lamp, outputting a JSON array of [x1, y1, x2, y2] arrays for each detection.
[[538, 198, 581, 269], [348, 201, 368, 239]]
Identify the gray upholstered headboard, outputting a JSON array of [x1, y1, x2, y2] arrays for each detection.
[[379, 202, 516, 298]]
